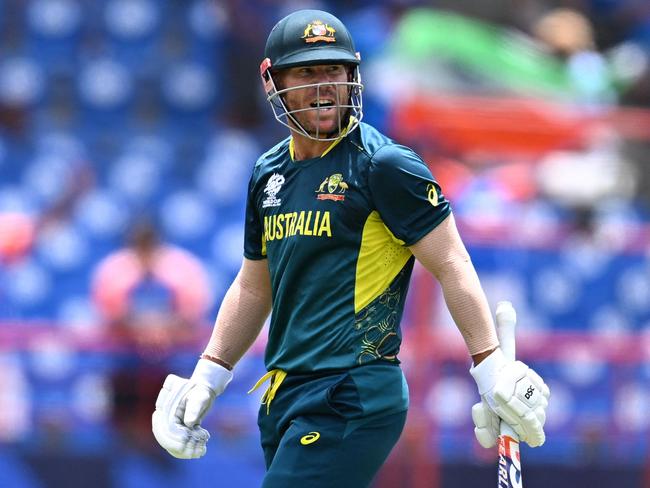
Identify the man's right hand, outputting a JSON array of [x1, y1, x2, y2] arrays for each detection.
[[471, 400, 501, 448], [152, 359, 233, 459], [470, 348, 550, 447]]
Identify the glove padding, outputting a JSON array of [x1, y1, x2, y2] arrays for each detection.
[[152, 359, 233, 459], [470, 348, 550, 447], [471, 401, 500, 448], [152, 375, 211, 459]]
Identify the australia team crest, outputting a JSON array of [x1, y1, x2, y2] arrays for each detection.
[[302, 20, 336, 43], [316, 173, 347, 201]]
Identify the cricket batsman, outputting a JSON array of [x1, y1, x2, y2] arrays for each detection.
[[152, 9, 550, 487]]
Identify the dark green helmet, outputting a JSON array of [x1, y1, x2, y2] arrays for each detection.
[[260, 10, 364, 141], [264, 9, 359, 70]]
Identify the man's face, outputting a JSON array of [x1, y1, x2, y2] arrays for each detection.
[[276, 64, 351, 137]]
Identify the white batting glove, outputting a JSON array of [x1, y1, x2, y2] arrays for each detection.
[[471, 401, 500, 448], [152, 359, 233, 459], [470, 348, 550, 447]]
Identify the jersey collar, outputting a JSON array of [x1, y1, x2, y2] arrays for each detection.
[[289, 117, 357, 161]]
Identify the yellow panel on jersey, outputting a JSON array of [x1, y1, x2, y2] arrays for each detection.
[[355, 211, 413, 313]]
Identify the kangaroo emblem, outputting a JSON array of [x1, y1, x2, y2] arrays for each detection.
[[317, 178, 329, 192], [316, 174, 348, 201]]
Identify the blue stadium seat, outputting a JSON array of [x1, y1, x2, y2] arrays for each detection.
[[161, 61, 217, 125], [159, 187, 215, 245], [106, 152, 165, 207], [57, 296, 102, 334], [3, 257, 53, 319], [342, 7, 392, 59], [0, 57, 45, 109], [22, 154, 80, 209], [25, 0, 83, 75], [0, 185, 39, 214], [103, 0, 163, 75], [195, 129, 259, 208], [77, 58, 134, 131], [185, 0, 227, 67], [35, 221, 90, 275], [73, 188, 131, 245], [210, 221, 245, 275], [33, 130, 87, 162]]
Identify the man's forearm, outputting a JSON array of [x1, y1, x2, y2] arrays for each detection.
[[202, 271, 272, 369], [410, 215, 498, 357], [437, 256, 498, 357]]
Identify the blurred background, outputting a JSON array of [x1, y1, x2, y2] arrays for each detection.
[[0, 0, 649, 486]]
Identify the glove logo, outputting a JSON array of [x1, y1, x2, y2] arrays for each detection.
[[524, 386, 535, 400], [300, 432, 321, 445]]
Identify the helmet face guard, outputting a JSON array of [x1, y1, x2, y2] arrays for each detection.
[[260, 57, 363, 141], [261, 10, 364, 141]]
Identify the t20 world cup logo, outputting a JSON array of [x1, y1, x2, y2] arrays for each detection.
[[262, 173, 285, 208]]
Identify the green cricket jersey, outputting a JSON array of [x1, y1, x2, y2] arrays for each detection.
[[244, 122, 450, 373]]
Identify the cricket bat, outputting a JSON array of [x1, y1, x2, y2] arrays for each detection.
[[495, 301, 522, 488]]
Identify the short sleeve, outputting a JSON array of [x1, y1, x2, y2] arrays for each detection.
[[243, 173, 267, 260], [368, 144, 451, 246]]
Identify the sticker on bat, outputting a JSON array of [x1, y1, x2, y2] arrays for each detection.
[[497, 435, 522, 488]]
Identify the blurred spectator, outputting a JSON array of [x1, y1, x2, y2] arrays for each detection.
[[534, 8, 596, 59], [91, 220, 212, 452], [0, 213, 36, 264], [532, 7, 615, 106], [0, 143, 93, 318], [535, 126, 637, 211]]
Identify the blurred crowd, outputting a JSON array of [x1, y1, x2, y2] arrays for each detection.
[[1, 0, 650, 486]]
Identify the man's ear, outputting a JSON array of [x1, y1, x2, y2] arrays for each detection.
[[271, 69, 285, 91], [345, 67, 354, 83]]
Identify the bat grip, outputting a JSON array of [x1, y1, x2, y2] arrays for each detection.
[[496, 301, 516, 361], [495, 301, 518, 440]]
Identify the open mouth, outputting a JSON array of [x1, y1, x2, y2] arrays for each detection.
[[310, 99, 336, 110]]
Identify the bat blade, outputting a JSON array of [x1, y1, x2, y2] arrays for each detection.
[[495, 301, 522, 488], [497, 432, 522, 488]]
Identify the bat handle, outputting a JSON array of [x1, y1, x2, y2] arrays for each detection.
[[496, 301, 516, 361], [495, 301, 518, 440]]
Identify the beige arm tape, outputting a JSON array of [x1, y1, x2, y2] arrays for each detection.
[[203, 257, 272, 368], [409, 213, 499, 356]]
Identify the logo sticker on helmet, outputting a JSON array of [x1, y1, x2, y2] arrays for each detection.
[[302, 20, 336, 43]]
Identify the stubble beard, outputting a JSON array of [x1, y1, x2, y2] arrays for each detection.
[[297, 106, 351, 139]]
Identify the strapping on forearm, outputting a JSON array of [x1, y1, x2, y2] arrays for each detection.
[[438, 257, 498, 355], [410, 214, 498, 356], [202, 271, 271, 367]]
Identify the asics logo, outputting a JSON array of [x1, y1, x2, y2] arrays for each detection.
[[300, 432, 321, 445], [524, 386, 535, 400]]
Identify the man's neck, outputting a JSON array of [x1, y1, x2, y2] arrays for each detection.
[[290, 132, 333, 161]]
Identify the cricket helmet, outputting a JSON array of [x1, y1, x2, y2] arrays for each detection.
[[260, 9, 363, 141]]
